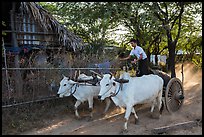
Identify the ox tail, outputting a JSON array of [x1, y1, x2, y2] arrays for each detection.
[[158, 88, 164, 115], [159, 99, 164, 115]]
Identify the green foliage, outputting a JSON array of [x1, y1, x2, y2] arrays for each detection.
[[2, 21, 6, 36], [192, 54, 202, 68], [38, 2, 202, 67]]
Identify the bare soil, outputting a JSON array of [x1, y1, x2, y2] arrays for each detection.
[[14, 63, 203, 135]]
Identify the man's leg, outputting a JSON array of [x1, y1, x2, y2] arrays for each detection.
[[141, 59, 149, 75], [136, 60, 143, 77]]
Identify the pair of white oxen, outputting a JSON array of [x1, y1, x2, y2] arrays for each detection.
[[57, 72, 164, 131]]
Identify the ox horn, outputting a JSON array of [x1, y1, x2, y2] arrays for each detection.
[[62, 74, 70, 80], [62, 74, 66, 78], [100, 73, 104, 78], [109, 72, 113, 79]]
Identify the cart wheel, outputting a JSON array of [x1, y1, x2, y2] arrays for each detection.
[[165, 77, 184, 113]]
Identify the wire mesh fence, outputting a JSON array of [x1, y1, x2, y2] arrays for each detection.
[[2, 67, 120, 108]]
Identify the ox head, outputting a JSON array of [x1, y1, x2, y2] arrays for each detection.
[[57, 75, 77, 97], [98, 73, 117, 100]]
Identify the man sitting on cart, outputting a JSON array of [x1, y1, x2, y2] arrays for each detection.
[[120, 38, 150, 77]]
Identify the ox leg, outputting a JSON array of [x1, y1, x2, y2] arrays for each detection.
[[150, 100, 156, 113], [88, 98, 94, 120], [123, 106, 132, 131], [131, 107, 139, 124], [150, 100, 158, 118], [158, 91, 164, 117], [103, 98, 111, 114], [159, 99, 164, 116], [151, 90, 163, 119], [74, 100, 81, 119]]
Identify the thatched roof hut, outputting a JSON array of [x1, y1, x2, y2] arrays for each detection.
[[2, 2, 84, 52]]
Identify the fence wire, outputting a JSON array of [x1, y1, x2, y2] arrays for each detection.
[[2, 67, 120, 108]]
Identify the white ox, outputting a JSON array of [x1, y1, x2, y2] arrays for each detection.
[[57, 74, 111, 119], [98, 72, 164, 131]]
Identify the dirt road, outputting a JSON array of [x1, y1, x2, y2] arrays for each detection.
[[21, 63, 202, 135]]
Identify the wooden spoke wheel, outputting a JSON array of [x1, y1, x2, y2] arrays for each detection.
[[165, 77, 184, 113]]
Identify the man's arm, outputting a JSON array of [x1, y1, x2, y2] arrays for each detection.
[[120, 55, 131, 61], [131, 54, 143, 63], [138, 54, 143, 60]]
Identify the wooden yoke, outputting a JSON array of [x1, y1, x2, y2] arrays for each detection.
[[114, 78, 129, 83]]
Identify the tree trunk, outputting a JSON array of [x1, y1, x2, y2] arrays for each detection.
[[10, 2, 23, 98], [146, 48, 151, 64], [155, 54, 158, 66], [152, 2, 184, 78], [168, 41, 176, 78]]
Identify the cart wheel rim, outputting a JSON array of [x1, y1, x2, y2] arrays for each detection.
[[165, 77, 184, 113]]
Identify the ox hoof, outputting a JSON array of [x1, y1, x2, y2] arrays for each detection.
[[101, 113, 106, 117], [87, 117, 93, 121], [158, 114, 161, 119], [135, 119, 139, 125], [151, 113, 160, 119], [120, 129, 128, 134], [76, 116, 82, 120]]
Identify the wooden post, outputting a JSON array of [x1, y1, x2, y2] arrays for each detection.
[[2, 37, 12, 98], [10, 2, 23, 98], [181, 63, 184, 85]]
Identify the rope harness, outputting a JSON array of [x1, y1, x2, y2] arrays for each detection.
[[69, 83, 79, 96], [111, 83, 123, 97], [100, 82, 123, 98]]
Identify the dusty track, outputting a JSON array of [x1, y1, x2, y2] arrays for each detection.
[[21, 63, 202, 135]]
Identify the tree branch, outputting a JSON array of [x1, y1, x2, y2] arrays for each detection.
[[175, 2, 184, 42], [123, 21, 135, 34], [157, 2, 168, 18], [159, 46, 168, 54]]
